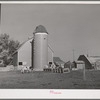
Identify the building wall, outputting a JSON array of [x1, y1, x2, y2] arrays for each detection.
[[18, 39, 33, 67], [78, 55, 93, 69], [77, 64, 84, 69]]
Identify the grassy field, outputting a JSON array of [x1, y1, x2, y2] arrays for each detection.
[[0, 70, 100, 89]]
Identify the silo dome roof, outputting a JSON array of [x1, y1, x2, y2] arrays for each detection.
[[33, 25, 48, 34]]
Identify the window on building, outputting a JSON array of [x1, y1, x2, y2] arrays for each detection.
[[49, 62, 52, 64], [19, 62, 22, 65]]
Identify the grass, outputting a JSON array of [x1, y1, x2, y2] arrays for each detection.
[[0, 70, 100, 89]]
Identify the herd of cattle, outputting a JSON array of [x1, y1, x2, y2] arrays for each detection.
[[20, 61, 75, 73]]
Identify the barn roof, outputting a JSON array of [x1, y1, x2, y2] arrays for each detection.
[[88, 56, 100, 64], [12, 37, 33, 55], [33, 25, 48, 34], [53, 57, 65, 64], [82, 55, 100, 64]]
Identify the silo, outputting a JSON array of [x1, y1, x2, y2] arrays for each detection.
[[33, 25, 48, 71]]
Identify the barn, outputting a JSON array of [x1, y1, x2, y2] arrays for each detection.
[[12, 38, 34, 68], [12, 25, 53, 71], [78, 55, 100, 69]]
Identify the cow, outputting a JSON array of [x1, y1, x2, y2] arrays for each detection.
[[21, 66, 31, 73]]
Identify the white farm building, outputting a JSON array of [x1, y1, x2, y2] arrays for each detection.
[[12, 25, 53, 71], [12, 38, 33, 67]]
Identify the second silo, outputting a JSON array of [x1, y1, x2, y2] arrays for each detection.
[[33, 25, 48, 71]]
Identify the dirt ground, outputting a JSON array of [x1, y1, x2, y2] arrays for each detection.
[[0, 70, 100, 89]]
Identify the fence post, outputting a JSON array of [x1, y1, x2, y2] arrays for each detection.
[[83, 63, 86, 81]]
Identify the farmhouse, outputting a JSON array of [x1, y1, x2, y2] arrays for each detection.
[[78, 55, 100, 70]]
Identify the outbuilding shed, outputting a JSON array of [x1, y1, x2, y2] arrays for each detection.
[[78, 55, 100, 69]]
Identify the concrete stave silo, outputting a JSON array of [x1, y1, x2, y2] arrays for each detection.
[[33, 25, 48, 71]]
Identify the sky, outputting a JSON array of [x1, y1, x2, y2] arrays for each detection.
[[1, 4, 100, 62]]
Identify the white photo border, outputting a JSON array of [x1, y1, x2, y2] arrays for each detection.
[[0, 1, 100, 99]]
